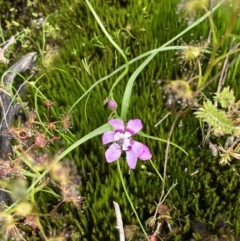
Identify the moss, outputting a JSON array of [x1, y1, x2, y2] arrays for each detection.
[[1, 0, 240, 240]]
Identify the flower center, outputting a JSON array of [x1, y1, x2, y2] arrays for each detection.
[[116, 138, 124, 147], [114, 131, 131, 150]]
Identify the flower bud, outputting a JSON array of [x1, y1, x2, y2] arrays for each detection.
[[108, 99, 117, 110]]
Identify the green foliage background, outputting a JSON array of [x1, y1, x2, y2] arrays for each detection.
[[1, 0, 240, 240]]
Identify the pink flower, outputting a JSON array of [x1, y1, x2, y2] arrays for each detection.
[[102, 119, 152, 169]]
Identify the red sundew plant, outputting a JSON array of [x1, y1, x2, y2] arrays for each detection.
[[24, 214, 39, 232], [34, 132, 48, 148], [0, 97, 80, 239], [0, 213, 26, 240], [60, 113, 72, 131], [0, 159, 23, 179], [175, 38, 210, 68], [50, 181, 85, 218], [176, 0, 209, 25]]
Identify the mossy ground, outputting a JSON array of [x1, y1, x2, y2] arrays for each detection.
[[1, 0, 240, 240]]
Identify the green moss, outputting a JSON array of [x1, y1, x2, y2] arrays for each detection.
[[1, 0, 240, 240]]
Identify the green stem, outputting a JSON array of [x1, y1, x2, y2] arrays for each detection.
[[198, 47, 240, 89], [199, 8, 238, 89], [117, 161, 149, 240]]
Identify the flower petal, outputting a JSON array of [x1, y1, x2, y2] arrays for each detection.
[[108, 119, 124, 132], [105, 144, 121, 163], [102, 131, 115, 144], [114, 132, 124, 142], [139, 144, 152, 160], [126, 119, 143, 135], [122, 138, 131, 151], [131, 140, 144, 156], [126, 150, 138, 169]]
